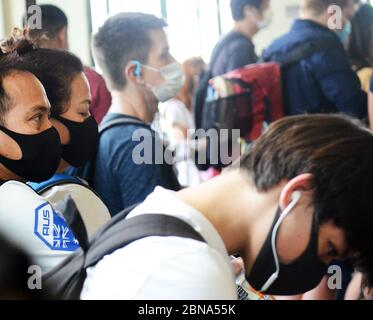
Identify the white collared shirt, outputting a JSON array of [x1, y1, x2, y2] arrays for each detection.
[[81, 187, 237, 300]]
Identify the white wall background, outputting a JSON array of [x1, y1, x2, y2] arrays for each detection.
[[0, 1, 5, 39], [89, 0, 301, 63], [254, 0, 300, 55], [0, 0, 307, 65]]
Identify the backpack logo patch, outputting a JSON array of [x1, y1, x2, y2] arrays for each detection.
[[34, 202, 80, 251]]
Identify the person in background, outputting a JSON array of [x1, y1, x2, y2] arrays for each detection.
[[194, 0, 271, 134], [348, 4, 373, 93], [263, 0, 366, 119], [92, 13, 182, 216], [335, 0, 361, 48], [212, 0, 271, 77], [158, 57, 205, 187], [27, 4, 111, 124]]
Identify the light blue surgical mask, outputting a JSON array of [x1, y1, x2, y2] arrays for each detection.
[[337, 21, 352, 45]]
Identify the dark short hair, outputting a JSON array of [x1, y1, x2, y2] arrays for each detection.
[[27, 5, 68, 41], [241, 114, 373, 286], [0, 31, 83, 118], [22, 49, 84, 117], [230, 0, 263, 21], [0, 38, 34, 125], [348, 4, 373, 69], [93, 12, 167, 91]]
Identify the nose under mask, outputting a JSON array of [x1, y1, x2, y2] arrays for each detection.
[[0, 126, 62, 183], [54, 116, 99, 168]]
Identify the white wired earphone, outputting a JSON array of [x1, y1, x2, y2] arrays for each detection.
[[260, 191, 302, 292]]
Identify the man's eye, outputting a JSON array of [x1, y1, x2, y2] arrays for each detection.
[[32, 113, 43, 122], [79, 112, 89, 118], [327, 244, 338, 257]]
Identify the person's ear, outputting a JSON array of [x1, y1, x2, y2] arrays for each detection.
[[0, 130, 22, 160], [279, 173, 314, 211], [125, 62, 144, 85], [56, 27, 69, 50], [50, 118, 70, 145]]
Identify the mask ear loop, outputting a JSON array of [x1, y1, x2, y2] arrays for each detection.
[[131, 61, 160, 123], [260, 191, 302, 292]]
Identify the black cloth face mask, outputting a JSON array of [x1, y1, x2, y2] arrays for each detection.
[[247, 193, 327, 296], [55, 116, 99, 168], [0, 126, 61, 183]]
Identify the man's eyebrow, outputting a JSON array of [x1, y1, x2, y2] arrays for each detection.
[[26, 105, 50, 116], [80, 98, 92, 105], [160, 47, 170, 58]]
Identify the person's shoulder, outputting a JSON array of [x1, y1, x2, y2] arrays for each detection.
[[82, 236, 237, 299], [0, 180, 55, 221], [99, 117, 152, 145], [0, 180, 38, 198]]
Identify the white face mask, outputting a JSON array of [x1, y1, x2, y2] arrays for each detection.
[[139, 62, 185, 103], [250, 7, 273, 30]]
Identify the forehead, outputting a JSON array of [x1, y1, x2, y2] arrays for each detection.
[[2, 71, 47, 104], [147, 29, 169, 55], [70, 72, 91, 97]]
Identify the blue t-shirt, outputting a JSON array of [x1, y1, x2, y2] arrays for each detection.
[[93, 113, 179, 216]]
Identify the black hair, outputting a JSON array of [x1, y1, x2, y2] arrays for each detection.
[[230, 0, 263, 21], [241, 114, 373, 287], [27, 5, 68, 41], [22, 49, 84, 117], [0, 31, 34, 125], [348, 4, 373, 70], [92, 12, 167, 91], [0, 30, 84, 118]]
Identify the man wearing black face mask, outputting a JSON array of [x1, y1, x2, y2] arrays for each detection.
[[0, 50, 81, 272], [82, 114, 373, 299], [14, 35, 111, 239]]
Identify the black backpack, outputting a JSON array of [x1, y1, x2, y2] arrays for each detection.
[[43, 202, 206, 300], [194, 32, 244, 130]]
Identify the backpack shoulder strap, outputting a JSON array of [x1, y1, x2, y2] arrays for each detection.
[[43, 210, 206, 300], [99, 117, 149, 136], [84, 213, 206, 269], [261, 38, 340, 66], [28, 174, 86, 194], [77, 117, 150, 185]]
